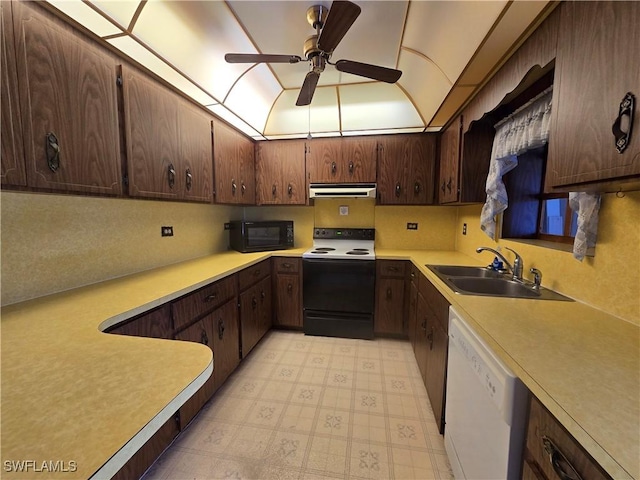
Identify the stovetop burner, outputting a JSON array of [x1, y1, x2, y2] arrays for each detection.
[[303, 228, 375, 261]]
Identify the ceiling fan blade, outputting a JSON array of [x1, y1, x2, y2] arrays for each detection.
[[225, 53, 302, 64], [317, 1, 361, 53], [296, 71, 320, 106], [335, 59, 402, 83]]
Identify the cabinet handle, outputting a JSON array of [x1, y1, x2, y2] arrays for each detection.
[[218, 319, 225, 340], [204, 292, 217, 303], [287, 183, 293, 197], [260, 290, 266, 301], [168, 164, 176, 189], [45, 132, 61, 172], [427, 327, 434, 349], [200, 329, 209, 346], [185, 168, 193, 191], [348, 161, 354, 175], [272, 184, 277, 197], [395, 182, 401, 197], [287, 283, 293, 294], [241, 182, 246, 195], [253, 269, 261, 277], [251, 297, 257, 309], [446, 177, 452, 192], [441, 181, 446, 194], [414, 182, 421, 195], [410, 272, 416, 279], [282, 262, 292, 269], [331, 161, 337, 175], [231, 179, 237, 195], [612, 92, 635, 153], [541, 436, 583, 480], [387, 266, 399, 272], [421, 320, 426, 331], [386, 287, 392, 299]]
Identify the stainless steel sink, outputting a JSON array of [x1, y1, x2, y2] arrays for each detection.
[[426, 264, 573, 301]]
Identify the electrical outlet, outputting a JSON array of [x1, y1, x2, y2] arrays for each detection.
[[462, 223, 467, 235], [407, 223, 418, 230], [161, 226, 174, 237]]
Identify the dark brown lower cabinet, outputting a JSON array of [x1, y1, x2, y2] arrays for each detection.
[[374, 260, 407, 336], [274, 273, 302, 327], [106, 304, 173, 339], [239, 275, 272, 358], [523, 395, 611, 480], [210, 299, 240, 391]]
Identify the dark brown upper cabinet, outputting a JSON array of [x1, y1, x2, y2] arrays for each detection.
[[121, 65, 213, 202], [256, 139, 306, 205], [213, 119, 255, 205], [545, 1, 640, 193], [306, 136, 377, 184], [377, 134, 436, 205], [11, 0, 121, 195]]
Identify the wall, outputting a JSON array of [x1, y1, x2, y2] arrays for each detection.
[[0, 191, 240, 306], [455, 191, 640, 325]]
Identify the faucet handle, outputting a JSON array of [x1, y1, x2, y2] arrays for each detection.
[[530, 268, 542, 289]]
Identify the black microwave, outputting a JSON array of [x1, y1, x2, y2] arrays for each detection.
[[229, 220, 294, 253]]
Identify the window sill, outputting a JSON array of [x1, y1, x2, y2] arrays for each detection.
[[503, 237, 595, 257]]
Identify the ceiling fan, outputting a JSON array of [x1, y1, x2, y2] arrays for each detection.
[[225, 0, 403, 106]]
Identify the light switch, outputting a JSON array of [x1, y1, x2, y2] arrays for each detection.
[[339, 205, 349, 215]]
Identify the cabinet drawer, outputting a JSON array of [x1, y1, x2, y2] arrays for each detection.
[[525, 396, 610, 480], [273, 257, 301, 274], [239, 260, 270, 290], [172, 275, 238, 332], [377, 260, 407, 278]]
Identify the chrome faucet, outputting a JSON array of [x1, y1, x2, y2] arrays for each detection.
[[476, 246, 524, 281]]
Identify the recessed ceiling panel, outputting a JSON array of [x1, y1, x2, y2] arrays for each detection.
[[133, 0, 261, 101], [397, 49, 452, 126], [403, 1, 506, 84], [225, 64, 283, 134], [48, 0, 123, 37], [339, 83, 422, 131], [90, 0, 141, 30], [265, 87, 340, 137], [107, 36, 216, 105]]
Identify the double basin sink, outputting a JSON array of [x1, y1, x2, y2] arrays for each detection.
[[426, 265, 573, 301]]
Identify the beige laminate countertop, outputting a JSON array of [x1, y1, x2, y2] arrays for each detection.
[[1, 248, 638, 479], [377, 249, 640, 480]]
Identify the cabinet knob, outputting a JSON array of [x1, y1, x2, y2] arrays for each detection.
[[612, 92, 635, 153], [427, 327, 434, 349], [288, 183, 293, 197], [231, 179, 237, 195], [421, 320, 426, 331], [45, 132, 61, 172], [204, 292, 217, 303], [414, 182, 421, 195], [287, 283, 293, 293], [282, 262, 292, 269], [446, 177, 453, 192], [386, 287, 392, 299], [200, 329, 209, 346], [272, 184, 277, 197], [241, 182, 246, 195], [348, 161, 354, 175], [331, 161, 337, 175], [168, 164, 176, 189], [387, 266, 399, 272], [260, 290, 266, 301], [395, 182, 401, 197], [251, 297, 257, 309], [410, 272, 416, 279], [218, 319, 225, 340], [541, 436, 583, 480], [185, 168, 193, 191], [441, 181, 446, 194]]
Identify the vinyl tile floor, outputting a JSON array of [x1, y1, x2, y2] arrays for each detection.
[[142, 330, 454, 480]]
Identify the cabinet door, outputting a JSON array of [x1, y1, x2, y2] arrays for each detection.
[[341, 136, 377, 182], [408, 279, 418, 351], [546, 1, 640, 190], [237, 133, 255, 205], [274, 273, 301, 327], [280, 140, 306, 204], [306, 137, 342, 183], [1, 1, 26, 187], [255, 141, 283, 204], [414, 292, 429, 384], [210, 299, 240, 391], [174, 316, 216, 427], [14, 1, 121, 195], [179, 103, 213, 202], [377, 136, 409, 204], [213, 120, 240, 204], [374, 277, 405, 335], [257, 276, 272, 338], [424, 318, 447, 433], [439, 117, 462, 203], [239, 283, 260, 358], [122, 66, 180, 200], [409, 135, 436, 205]]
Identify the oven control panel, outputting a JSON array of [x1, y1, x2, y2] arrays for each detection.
[[313, 228, 375, 240]]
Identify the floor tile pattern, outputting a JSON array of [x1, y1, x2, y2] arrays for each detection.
[[143, 331, 453, 479]]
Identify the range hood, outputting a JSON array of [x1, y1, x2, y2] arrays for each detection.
[[309, 183, 377, 199]]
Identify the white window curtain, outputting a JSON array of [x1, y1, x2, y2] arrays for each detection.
[[480, 87, 553, 239]]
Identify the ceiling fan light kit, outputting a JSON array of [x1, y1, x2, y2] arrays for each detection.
[[225, 0, 402, 107]]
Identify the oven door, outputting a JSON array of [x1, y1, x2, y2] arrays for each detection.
[[302, 259, 375, 314]]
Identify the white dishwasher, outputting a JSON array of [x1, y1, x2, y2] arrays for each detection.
[[445, 307, 528, 480]]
